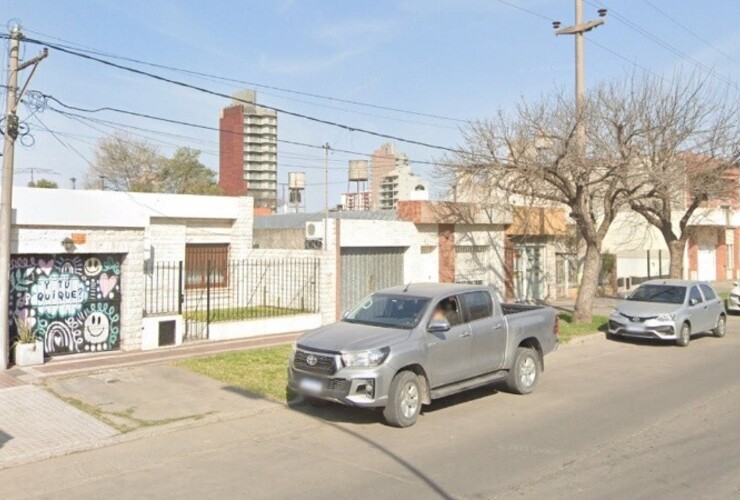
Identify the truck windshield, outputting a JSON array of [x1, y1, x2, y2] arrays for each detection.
[[344, 294, 430, 329], [627, 285, 686, 304]]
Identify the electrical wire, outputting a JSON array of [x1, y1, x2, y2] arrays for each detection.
[[21, 28, 467, 124]]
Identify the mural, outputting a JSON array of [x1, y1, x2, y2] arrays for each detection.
[[9, 254, 123, 355]]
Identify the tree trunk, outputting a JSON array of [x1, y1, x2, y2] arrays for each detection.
[[573, 243, 601, 323], [668, 238, 686, 279]]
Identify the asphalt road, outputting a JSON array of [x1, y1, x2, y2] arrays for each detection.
[[2, 318, 739, 499]]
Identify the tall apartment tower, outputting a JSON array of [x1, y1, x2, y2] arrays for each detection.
[[219, 90, 278, 212], [370, 142, 410, 209]]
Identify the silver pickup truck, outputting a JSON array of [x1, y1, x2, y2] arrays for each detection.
[[288, 283, 558, 427]]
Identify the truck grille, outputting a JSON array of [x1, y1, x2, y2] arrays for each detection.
[[294, 350, 337, 375]]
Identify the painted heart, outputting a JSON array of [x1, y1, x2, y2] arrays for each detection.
[[38, 259, 54, 276], [99, 273, 118, 297]]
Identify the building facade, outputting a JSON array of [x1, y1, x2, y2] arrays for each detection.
[[219, 89, 278, 211], [370, 143, 410, 209], [379, 164, 429, 210], [341, 191, 371, 211]]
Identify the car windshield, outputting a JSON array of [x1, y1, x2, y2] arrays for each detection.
[[344, 294, 430, 329], [627, 285, 686, 304]]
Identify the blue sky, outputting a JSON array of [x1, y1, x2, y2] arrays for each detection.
[[2, 0, 739, 210]]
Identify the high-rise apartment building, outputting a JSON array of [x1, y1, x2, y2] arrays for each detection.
[[219, 90, 278, 211], [379, 164, 429, 210], [370, 142, 409, 209]]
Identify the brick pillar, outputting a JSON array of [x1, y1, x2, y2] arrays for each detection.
[[688, 232, 698, 280], [438, 224, 455, 283], [716, 229, 727, 281]]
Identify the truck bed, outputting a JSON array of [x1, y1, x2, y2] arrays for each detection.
[[501, 303, 548, 315]]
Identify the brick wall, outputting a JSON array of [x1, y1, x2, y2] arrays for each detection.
[[438, 224, 455, 282], [219, 105, 247, 196]]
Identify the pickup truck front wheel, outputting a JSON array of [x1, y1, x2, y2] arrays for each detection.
[[383, 371, 421, 428], [505, 347, 540, 395]]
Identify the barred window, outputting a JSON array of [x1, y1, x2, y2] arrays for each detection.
[[185, 244, 229, 289]]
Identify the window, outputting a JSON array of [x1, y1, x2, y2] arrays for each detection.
[[462, 291, 493, 321], [185, 244, 229, 289], [431, 296, 464, 326], [627, 285, 686, 304], [699, 284, 717, 301], [344, 294, 429, 329], [689, 286, 704, 304]]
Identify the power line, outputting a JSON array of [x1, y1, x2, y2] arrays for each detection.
[[641, 0, 740, 68], [22, 28, 467, 124], [583, 0, 740, 92], [14, 35, 466, 155], [492, 0, 555, 22]]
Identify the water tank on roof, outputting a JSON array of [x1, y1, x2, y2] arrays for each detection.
[[348, 160, 369, 181], [288, 172, 305, 189]]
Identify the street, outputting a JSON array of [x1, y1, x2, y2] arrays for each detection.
[[1, 320, 739, 499]]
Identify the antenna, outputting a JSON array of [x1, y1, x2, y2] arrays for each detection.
[[403, 282, 412, 292]]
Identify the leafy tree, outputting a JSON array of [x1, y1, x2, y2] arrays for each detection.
[[159, 147, 222, 195], [28, 178, 58, 188]]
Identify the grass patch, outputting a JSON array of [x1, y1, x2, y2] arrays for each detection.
[[719, 292, 730, 301], [183, 306, 306, 323], [177, 344, 294, 403], [558, 312, 609, 343]]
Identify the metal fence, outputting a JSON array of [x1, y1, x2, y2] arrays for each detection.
[[144, 256, 321, 324]]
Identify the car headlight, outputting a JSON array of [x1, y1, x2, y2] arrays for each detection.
[[341, 347, 390, 368], [610, 311, 622, 319], [656, 313, 675, 321]]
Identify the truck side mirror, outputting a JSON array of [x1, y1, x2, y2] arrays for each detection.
[[427, 319, 451, 333]]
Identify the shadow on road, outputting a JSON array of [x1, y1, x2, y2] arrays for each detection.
[[0, 429, 12, 449], [605, 331, 717, 347]]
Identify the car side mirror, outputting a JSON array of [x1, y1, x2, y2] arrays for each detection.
[[689, 298, 698, 306], [342, 310, 350, 319], [427, 319, 451, 333]]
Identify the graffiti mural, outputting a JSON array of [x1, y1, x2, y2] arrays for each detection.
[[8, 254, 123, 355]]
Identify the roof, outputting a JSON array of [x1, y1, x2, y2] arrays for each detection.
[[380, 282, 492, 299], [12, 187, 246, 228], [254, 210, 398, 230], [641, 279, 709, 287]]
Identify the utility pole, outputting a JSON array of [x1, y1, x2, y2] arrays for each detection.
[[554, 0, 607, 149], [0, 24, 48, 370], [322, 143, 330, 251], [70, 177, 76, 190]]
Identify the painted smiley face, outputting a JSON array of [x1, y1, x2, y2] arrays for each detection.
[[84, 257, 103, 276], [83, 312, 110, 343]]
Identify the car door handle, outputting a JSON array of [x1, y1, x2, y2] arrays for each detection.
[[493, 324, 504, 331], [459, 331, 472, 338]]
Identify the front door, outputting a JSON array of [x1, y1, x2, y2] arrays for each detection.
[[515, 246, 545, 301], [425, 295, 474, 387], [688, 286, 711, 332]]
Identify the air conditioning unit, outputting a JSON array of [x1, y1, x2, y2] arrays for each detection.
[[305, 221, 324, 240]]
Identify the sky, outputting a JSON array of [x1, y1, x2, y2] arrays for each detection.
[[1, 0, 739, 211]]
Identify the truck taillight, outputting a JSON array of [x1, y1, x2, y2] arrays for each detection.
[[554, 316, 559, 337]]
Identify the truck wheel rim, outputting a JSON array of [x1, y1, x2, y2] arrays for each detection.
[[401, 382, 419, 419], [520, 356, 536, 387]]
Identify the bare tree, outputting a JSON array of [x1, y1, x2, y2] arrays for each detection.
[[85, 132, 161, 191], [448, 83, 646, 323], [622, 75, 740, 278]]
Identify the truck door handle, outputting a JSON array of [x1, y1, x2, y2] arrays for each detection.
[[459, 331, 472, 338]]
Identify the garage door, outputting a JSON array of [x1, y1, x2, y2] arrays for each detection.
[[340, 247, 405, 312]]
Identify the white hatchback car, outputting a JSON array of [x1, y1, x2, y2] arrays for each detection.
[[726, 282, 740, 314]]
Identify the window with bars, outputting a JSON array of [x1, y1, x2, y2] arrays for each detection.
[[185, 244, 229, 289]]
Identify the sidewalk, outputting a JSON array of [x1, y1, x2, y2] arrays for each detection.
[[0, 332, 300, 470]]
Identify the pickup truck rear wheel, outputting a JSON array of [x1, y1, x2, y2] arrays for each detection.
[[383, 371, 421, 428], [504, 347, 540, 395]]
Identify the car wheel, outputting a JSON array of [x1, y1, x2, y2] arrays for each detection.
[[383, 371, 422, 428], [712, 314, 727, 338], [676, 322, 691, 347], [504, 347, 540, 395]]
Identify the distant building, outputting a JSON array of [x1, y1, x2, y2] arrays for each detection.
[[379, 163, 429, 210], [341, 191, 371, 211], [219, 90, 278, 212], [370, 143, 410, 209]]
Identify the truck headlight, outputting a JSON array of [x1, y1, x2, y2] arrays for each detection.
[[656, 313, 675, 321], [341, 347, 390, 368]]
